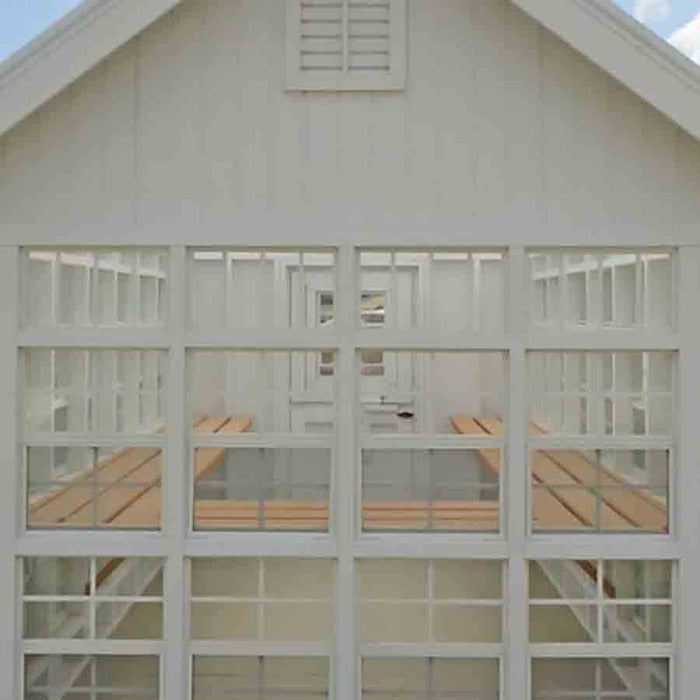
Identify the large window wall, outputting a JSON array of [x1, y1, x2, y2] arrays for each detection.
[[3, 246, 686, 699]]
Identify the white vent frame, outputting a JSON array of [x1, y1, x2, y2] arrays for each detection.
[[286, 0, 407, 92]]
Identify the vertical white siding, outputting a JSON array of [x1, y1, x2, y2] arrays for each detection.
[[0, 0, 699, 245]]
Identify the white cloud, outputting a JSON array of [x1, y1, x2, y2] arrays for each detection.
[[634, 0, 672, 25], [669, 13, 700, 64]]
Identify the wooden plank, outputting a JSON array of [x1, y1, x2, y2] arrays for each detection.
[[31, 416, 238, 528], [193, 414, 254, 481], [472, 416, 632, 530], [193, 497, 499, 530], [111, 415, 251, 528], [529, 424, 667, 530], [29, 447, 162, 525], [448, 414, 501, 473]]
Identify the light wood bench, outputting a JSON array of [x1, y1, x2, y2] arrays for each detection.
[[29, 415, 252, 529], [193, 498, 498, 531], [451, 414, 668, 532]]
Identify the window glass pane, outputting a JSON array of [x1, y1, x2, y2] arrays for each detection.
[[192, 657, 329, 700], [358, 250, 505, 333], [362, 658, 499, 700], [23, 249, 167, 329], [25, 655, 159, 699], [27, 445, 164, 530], [24, 349, 165, 436], [22, 557, 163, 641], [193, 448, 330, 532], [189, 350, 335, 433], [362, 449, 499, 532], [190, 558, 334, 641], [532, 658, 669, 699], [528, 352, 673, 437], [187, 249, 335, 332], [358, 560, 503, 644], [359, 351, 505, 435], [529, 250, 673, 331], [529, 561, 673, 644], [530, 449, 669, 533]]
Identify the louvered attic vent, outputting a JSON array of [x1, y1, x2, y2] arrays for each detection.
[[286, 0, 407, 91]]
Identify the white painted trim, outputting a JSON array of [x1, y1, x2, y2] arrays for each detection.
[[163, 246, 187, 700], [0, 0, 182, 137], [511, 0, 700, 142], [676, 247, 700, 698], [506, 247, 529, 700], [0, 248, 19, 700], [335, 244, 357, 700]]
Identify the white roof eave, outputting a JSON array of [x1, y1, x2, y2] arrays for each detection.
[[0, 0, 183, 137], [1, 0, 700, 143], [511, 0, 700, 142]]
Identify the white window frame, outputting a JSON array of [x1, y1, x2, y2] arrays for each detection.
[[1, 245, 696, 700]]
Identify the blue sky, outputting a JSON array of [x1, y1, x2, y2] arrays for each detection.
[[0, 0, 699, 64]]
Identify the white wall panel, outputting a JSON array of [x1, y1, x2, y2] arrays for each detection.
[[0, 0, 699, 244]]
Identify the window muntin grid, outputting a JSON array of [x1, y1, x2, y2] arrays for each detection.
[[361, 658, 500, 700], [187, 249, 336, 333], [358, 250, 505, 333], [192, 656, 329, 700], [22, 249, 168, 330], [358, 560, 504, 644], [528, 250, 674, 332], [26, 445, 166, 530], [529, 448, 669, 533], [528, 352, 674, 438], [192, 447, 331, 532], [529, 560, 673, 644], [24, 348, 165, 437], [24, 654, 160, 699], [22, 557, 163, 640], [13, 245, 684, 696], [532, 658, 669, 699], [189, 558, 335, 642]]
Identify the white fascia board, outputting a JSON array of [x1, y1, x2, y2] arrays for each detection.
[[0, 0, 184, 137], [511, 0, 700, 142]]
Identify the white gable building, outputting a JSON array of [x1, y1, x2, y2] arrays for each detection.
[[1, 1, 699, 698]]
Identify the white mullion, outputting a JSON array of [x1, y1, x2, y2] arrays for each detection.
[[359, 644, 503, 659], [163, 246, 187, 700], [424, 253, 434, 333], [0, 247, 18, 697], [0, 247, 19, 699], [90, 252, 99, 328], [258, 558, 266, 642], [597, 558, 604, 644], [507, 247, 528, 700], [224, 251, 233, 334], [389, 252, 398, 331], [50, 252, 60, 327], [635, 254, 644, 329], [677, 246, 700, 700], [473, 253, 481, 334], [336, 243, 357, 700], [529, 643, 673, 658], [558, 252, 567, 331], [131, 252, 141, 328], [427, 561, 434, 643]]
